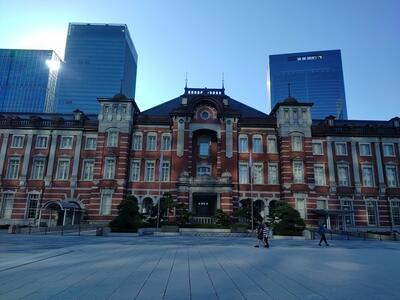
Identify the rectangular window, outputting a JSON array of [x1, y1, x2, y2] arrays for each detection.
[[312, 142, 323, 155], [107, 132, 118, 147], [161, 135, 171, 151], [35, 136, 48, 149], [252, 136, 262, 153], [60, 136, 73, 149], [31, 158, 45, 180], [359, 143, 371, 156], [0, 193, 14, 219], [160, 161, 170, 182], [335, 142, 347, 156], [82, 160, 95, 181], [56, 159, 70, 180], [6, 158, 20, 179], [366, 201, 378, 226], [104, 158, 116, 179], [296, 197, 306, 219], [132, 134, 142, 150], [253, 163, 263, 184], [314, 165, 326, 186], [26, 193, 39, 219], [316, 199, 327, 210], [100, 190, 113, 216], [342, 200, 354, 226], [386, 165, 399, 187], [147, 134, 157, 151], [239, 162, 249, 184], [145, 161, 155, 181], [11, 135, 24, 148], [197, 165, 211, 177], [391, 201, 400, 226], [130, 160, 141, 181], [337, 165, 350, 186], [293, 161, 304, 184], [267, 137, 277, 153], [268, 163, 279, 184], [383, 144, 395, 157], [239, 136, 248, 153], [292, 136, 302, 152], [199, 142, 209, 156], [362, 165, 374, 187], [85, 137, 97, 150]]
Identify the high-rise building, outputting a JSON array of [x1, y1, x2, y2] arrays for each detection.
[[56, 23, 138, 113], [268, 50, 348, 119], [0, 49, 61, 113]]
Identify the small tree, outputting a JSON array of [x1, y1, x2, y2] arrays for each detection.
[[151, 193, 175, 225], [233, 198, 262, 226], [109, 196, 142, 232], [268, 201, 305, 236], [215, 209, 230, 227], [175, 202, 192, 226]]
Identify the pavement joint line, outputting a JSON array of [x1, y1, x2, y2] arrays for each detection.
[[197, 248, 220, 300], [163, 248, 178, 300], [187, 248, 192, 300], [0, 250, 74, 273]]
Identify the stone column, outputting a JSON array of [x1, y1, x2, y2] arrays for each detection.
[[177, 118, 185, 157], [0, 133, 10, 179], [19, 134, 33, 186], [374, 142, 386, 194], [351, 141, 361, 193], [45, 133, 58, 187], [71, 133, 83, 188], [327, 141, 336, 193]]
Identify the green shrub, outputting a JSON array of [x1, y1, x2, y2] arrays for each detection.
[[269, 201, 305, 236], [215, 209, 230, 226], [109, 195, 143, 232]]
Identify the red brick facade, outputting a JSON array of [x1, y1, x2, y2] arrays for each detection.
[[0, 88, 399, 231]]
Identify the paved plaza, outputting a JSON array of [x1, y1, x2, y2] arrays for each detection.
[[0, 231, 399, 299]]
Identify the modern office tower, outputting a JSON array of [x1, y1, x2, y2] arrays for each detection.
[[0, 49, 61, 113], [269, 50, 348, 119], [55, 23, 138, 113]]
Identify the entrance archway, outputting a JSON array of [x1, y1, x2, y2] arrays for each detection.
[[39, 200, 83, 227]]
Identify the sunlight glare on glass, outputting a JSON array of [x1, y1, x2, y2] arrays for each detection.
[[46, 59, 60, 71]]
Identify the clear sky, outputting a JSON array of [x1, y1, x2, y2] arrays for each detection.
[[0, 0, 399, 120]]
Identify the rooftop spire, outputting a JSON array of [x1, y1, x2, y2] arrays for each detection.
[[185, 72, 188, 89], [222, 72, 225, 90]]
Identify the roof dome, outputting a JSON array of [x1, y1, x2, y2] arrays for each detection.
[[283, 96, 298, 104], [112, 92, 128, 100]]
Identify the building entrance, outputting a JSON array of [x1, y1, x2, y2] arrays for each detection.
[[192, 193, 217, 217]]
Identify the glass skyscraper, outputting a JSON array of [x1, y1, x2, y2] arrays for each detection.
[[269, 50, 347, 120], [55, 23, 138, 114], [0, 49, 61, 113]]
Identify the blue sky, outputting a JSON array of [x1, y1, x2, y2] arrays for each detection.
[[0, 0, 399, 120]]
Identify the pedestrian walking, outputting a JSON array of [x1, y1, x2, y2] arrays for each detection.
[[318, 223, 329, 246], [254, 220, 264, 248], [263, 222, 270, 248]]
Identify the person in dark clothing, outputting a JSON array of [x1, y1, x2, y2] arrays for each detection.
[[263, 223, 270, 248], [254, 220, 265, 248], [318, 223, 329, 246]]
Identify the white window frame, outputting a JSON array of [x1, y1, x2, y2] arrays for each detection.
[[335, 142, 348, 156], [268, 162, 279, 185], [252, 135, 263, 153], [100, 190, 113, 216], [295, 196, 306, 219], [35, 135, 48, 149], [0, 192, 14, 219], [132, 133, 143, 150], [267, 136, 277, 153], [6, 157, 20, 179], [25, 193, 40, 219], [239, 162, 249, 184], [316, 198, 327, 210], [312, 141, 323, 155], [385, 165, 399, 187], [84, 136, 97, 150], [146, 133, 157, 151], [292, 135, 302, 152], [359, 143, 371, 156], [293, 161, 304, 184], [56, 159, 70, 180], [314, 164, 326, 186], [337, 164, 350, 186], [31, 158, 45, 180], [144, 160, 155, 182], [361, 164, 375, 187], [107, 131, 118, 147], [341, 199, 354, 227], [366, 200, 379, 226], [130, 160, 141, 182], [198, 137, 210, 157], [11, 135, 24, 148], [383, 143, 395, 157], [252, 162, 264, 184], [82, 159, 95, 181], [161, 134, 171, 151], [390, 200, 400, 226], [160, 160, 170, 182], [197, 164, 211, 177], [104, 157, 116, 179], [238, 135, 248, 153], [60, 136, 73, 149]]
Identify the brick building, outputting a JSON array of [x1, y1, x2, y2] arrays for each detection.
[[0, 87, 399, 231]]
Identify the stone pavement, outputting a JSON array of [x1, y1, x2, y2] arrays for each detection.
[[0, 231, 399, 299]]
